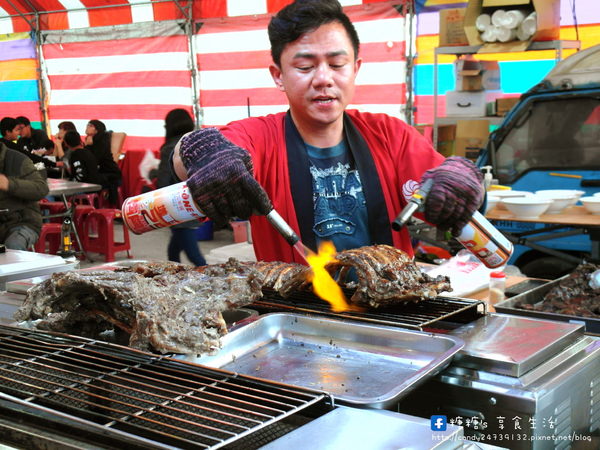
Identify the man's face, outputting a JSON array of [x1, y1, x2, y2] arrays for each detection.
[[4, 126, 19, 141], [270, 21, 361, 133], [18, 124, 31, 138]]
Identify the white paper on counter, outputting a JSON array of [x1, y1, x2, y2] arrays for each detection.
[[422, 250, 498, 298]]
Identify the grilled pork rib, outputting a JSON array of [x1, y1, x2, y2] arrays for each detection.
[[16, 247, 452, 353], [15, 260, 263, 355], [327, 245, 452, 307]]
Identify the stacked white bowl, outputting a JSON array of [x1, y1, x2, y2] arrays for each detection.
[[534, 190, 580, 214], [502, 195, 552, 219], [485, 195, 500, 214], [581, 196, 600, 214], [489, 190, 532, 210]]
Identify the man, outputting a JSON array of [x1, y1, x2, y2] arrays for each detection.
[[0, 142, 49, 251], [1, 116, 55, 172], [0, 117, 20, 151], [173, 0, 483, 263], [16, 116, 50, 153], [63, 130, 104, 185]]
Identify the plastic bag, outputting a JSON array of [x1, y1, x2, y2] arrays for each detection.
[[424, 250, 500, 297]]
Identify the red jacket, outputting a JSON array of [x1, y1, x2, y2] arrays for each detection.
[[221, 110, 444, 263]]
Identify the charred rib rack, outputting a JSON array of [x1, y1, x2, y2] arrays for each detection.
[[517, 263, 600, 317], [15, 260, 264, 355], [327, 245, 452, 308]]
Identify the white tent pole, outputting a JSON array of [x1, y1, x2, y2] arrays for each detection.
[[404, 0, 416, 126]]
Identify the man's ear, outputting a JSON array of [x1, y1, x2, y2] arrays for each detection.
[[269, 64, 285, 91]]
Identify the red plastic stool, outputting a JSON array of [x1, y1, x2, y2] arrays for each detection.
[[83, 209, 132, 262], [34, 223, 63, 254], [73, 205, 96, 250], [72, 193, 99, 207], [39, 200, 68, 223], [98, 187, 124, 209]]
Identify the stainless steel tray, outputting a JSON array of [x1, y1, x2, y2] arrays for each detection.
[[494, 275, 600, 334], [188, 313, 464, 409]]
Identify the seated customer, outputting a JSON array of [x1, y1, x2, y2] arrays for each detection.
[[63, 130, 104, 185], [0, 142, 49, 250], [1, 117, 55, 171], [84, 120, 122, 205], [53, 121, 78, 162], [0, 117, 20, 151], [16, 116, 49, 153]]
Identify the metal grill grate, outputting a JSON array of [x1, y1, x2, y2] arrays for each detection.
[[254, 289, 484, 330], [0, 325, 329, 449]]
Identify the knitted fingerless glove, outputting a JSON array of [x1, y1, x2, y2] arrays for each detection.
[[421, 156, 484, 237], [178, 128, 273, 225]]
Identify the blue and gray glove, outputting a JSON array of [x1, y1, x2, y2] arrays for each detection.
[[421, 156, 484, 237], [178, 128, 272, 226]]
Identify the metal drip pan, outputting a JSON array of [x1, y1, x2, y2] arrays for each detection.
[[449, 313, 584, 377], [186, 313, 464, 409]]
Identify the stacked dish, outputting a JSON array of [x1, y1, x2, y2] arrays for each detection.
[[581, 196, 600, 214], [488, 190, 532, 210], [534, 190, 581, 214], [502, 195, 552, 219]]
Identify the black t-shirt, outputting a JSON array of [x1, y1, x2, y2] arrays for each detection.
[[17, 128, 49, 153], [69, 148, 103, 185]]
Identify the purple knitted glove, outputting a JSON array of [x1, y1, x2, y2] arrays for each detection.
[[421, 156, 484, 237], [179, 128, 273, 225]]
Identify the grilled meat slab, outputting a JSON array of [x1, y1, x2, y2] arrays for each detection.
[[15, 260, 263, 355], [517, 263, 600, 317], [327, 245, 452, 308]]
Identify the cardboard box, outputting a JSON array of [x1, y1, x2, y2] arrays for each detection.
[[439, 8, 470, 46], [446, 90, 503, 116], [495, 96, 520, 115], [486, 96, 521, 115], [455, 119, 490, 160], [455, 58, 501, 91], [464, 0, 560, 53], [437, 125, 457, 157]]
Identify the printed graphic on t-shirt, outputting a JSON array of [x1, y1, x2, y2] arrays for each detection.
[[311, 161, 365, 238]]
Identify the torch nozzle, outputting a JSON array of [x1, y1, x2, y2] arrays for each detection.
[[391, 178, 434, 231]]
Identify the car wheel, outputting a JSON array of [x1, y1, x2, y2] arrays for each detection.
[[519, 256, 577, 280]]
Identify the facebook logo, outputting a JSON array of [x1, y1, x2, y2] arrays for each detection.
[[430, 415, 447, 431]]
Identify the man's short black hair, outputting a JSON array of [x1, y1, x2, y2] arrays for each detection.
[[15, 116, 31, 126], [64, 130, 82, 148], [0, 117, 18, 136], [268, 0, 360, 67]]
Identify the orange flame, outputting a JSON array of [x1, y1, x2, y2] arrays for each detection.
[[306, 241, 355, 312]]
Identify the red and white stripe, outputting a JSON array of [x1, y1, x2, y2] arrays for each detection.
[[43, 32, 193, 151], [195, 2, 407, 127], [0, 1, 398, 31]]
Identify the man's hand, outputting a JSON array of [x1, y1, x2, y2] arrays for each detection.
[[0, 174, 9, 192], [178, 128, 273, 225], [421, 156, 484, 237]]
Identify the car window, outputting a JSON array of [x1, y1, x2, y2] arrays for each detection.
[[495, 97, 600, 184]]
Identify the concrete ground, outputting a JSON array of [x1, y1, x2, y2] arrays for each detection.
[[79, 224, 249, 269]]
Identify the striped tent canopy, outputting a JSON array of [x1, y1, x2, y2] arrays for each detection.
[[1, 0, 410, 152], [0, 0, 399, 32]]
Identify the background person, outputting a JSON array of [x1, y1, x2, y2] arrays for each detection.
[[173, 0, 484, 264], [157, 109, 206, 267], [0, 117, 20, 151], [0, 142, 49, 251], [16, 116, 49, 153], [84, 119, 122, 206], [53, 121, 78, 162], [63, 130, 104, 185], [1, 116, 55, 173]]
